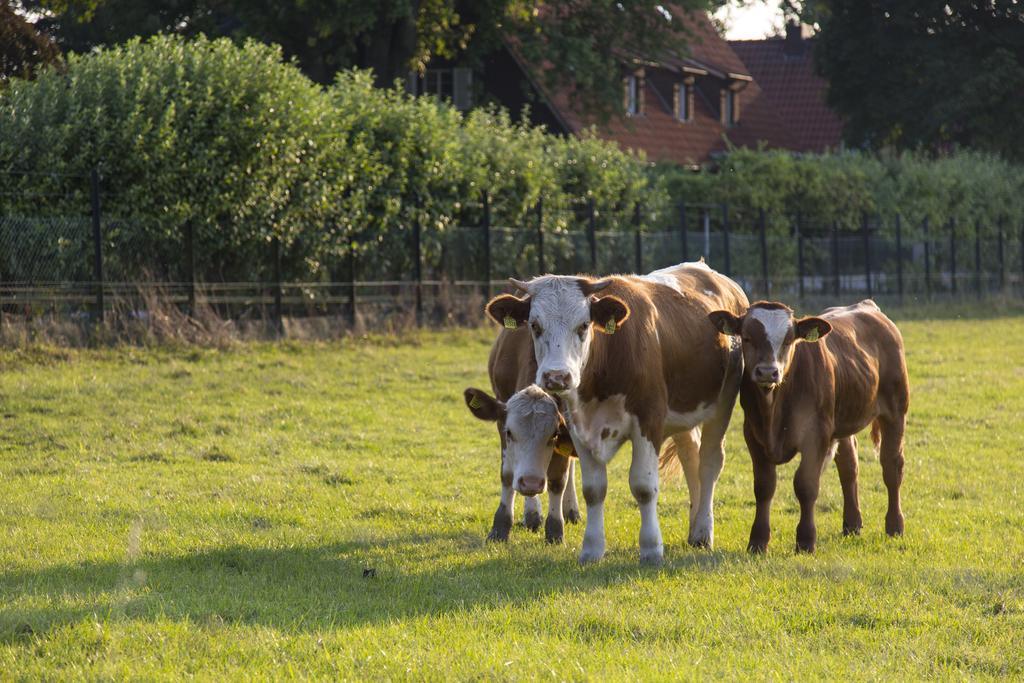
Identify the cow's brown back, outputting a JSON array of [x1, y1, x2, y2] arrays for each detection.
[[819, 300, 909, 437], [579, 262, 749, 443]]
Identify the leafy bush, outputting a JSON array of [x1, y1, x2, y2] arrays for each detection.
[[0, 35, 654, 283], [655, 147, 1024, 239]]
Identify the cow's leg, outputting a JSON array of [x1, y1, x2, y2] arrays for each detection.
[[745, 422, 777, 554], [578, 449, 608, 565], [487, 482, 515, 543], [630, 434, 664, 566], [561, 459, 581, 524], [793, 439, 830, 553], [671, 429, 702, 533], [522, 495, 542, 532], [877, 415, 906, 537], [690, 413, 731, 548], [544, 454, 571, 544], [835, 435, 863, 536]]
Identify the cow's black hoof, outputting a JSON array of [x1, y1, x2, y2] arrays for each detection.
[[565, 508, 582, 524], [487, 504, 512, 542], [544, 516, 564, 544], [523, 509, 543, 532]]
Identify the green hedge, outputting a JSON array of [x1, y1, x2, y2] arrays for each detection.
[[655, 147, 1024, 238], [0, 35, 655, 283]]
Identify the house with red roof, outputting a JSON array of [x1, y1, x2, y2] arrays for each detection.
[[407, 13, 844, 166], [730, 23, 844, 154]]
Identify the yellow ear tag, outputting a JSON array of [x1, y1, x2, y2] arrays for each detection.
[[605, 318, 616, 334], [805, 327, 819, 342], [469, 394, 483, 410], [503, 315, 517, 329]]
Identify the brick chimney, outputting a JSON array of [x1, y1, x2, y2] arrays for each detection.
[[783, 21, 806, 58]]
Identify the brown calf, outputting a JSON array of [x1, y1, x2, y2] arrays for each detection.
[[463, 325, 580, 544], [709, 299, 909, 553]]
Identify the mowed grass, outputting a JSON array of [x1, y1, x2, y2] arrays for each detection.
[[1, 313, 1023, 679]]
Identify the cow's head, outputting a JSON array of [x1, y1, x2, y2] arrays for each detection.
[[708, 301, 831, 389], [485, 276, 630, 393], [463, 385, 573, 496]]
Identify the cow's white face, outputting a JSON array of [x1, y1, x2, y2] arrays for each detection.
[[528, 278, 598, 392], [501, 387, 562, 494], [464, 385, 567, 496], [485, 277, 630, 394], [709, 303, 832, 389]]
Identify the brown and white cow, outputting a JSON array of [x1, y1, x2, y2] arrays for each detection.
[[708, 299, 909, 553], [486, 262, 748, 564], [463, 324, 580, 544]]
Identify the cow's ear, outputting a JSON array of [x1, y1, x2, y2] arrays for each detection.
[[485, 294, 531, 329], [554, 414, 577, 458], [464, 388, 505, 421], [709, 310, 743, 336], [591, 295, 630, 334], [795, 317, 831, 342]]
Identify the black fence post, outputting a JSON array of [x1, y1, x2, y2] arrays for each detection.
[[975, 219, 982, 298], [797, 213, 806, 304], [758, 209, 769, 297], [184, 219, 196, 314], [348, 237, 357, 327], [831, 219, 840, 298], [271, 235, 283, 336], [679, 202, 688, 262], [413, 201, 423, 327], [536, 197, 545, 275], [482, 191, 491, 300], [721, 203, 731, 276], [923, 217, 931, 300], [950, 218, 957, 295], [862, 212, 872, 298], [587, 198, 598, 272], [90, 167, 105, 323], [997, 217, 1005, 292], [895, 213, 904, 304], [633, 203, 643, 273]]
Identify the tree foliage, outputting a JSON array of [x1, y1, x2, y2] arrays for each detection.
[[803, 0, 1024, 161], [1, 1, 62, 81], [25, 0, 716, 117]]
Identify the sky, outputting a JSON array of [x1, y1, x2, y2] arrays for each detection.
[[714, 0, 788, 40]]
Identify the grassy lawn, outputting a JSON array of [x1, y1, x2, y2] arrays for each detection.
[[1, 313, 1023, 678]]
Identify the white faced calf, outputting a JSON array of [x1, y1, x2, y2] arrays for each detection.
[[464, 385, 579, 543]]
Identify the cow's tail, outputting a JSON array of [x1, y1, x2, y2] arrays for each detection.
[[870, 419, 882, 451], [658, 439, 683, 479]]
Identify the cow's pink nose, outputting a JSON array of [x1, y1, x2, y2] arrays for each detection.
[[542, 370, 571, 392], [753, 365, 780, 384], [517, 476, 545, 495]]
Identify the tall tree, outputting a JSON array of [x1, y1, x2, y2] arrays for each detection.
[[24, 0, 716, 117], [1, 1, 61, 81], [803, 0, 1024, 161]]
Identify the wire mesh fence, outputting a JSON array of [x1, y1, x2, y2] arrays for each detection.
[[2, 170, 1024, 337]]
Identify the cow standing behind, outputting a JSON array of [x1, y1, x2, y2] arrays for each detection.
[[463, 325, 580, 543], [487, 262, 748, 564], [708, 299, 909, 553]]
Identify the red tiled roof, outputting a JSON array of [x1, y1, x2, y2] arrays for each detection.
[[544, 12, 792, 165], [729, 37, 844, 153]]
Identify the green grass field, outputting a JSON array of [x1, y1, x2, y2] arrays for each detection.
[[1, 312, 1023, 679]]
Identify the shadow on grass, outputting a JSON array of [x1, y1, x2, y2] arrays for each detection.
[[0, 530, 745, 644]]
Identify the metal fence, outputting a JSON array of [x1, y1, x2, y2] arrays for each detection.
[[3, 170, 1024, 334]]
